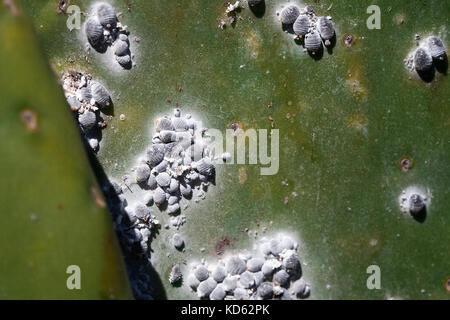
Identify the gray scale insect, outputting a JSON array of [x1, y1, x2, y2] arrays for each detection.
[[96, 2, 117, 28], [172, 233, 184, 249], [293, 14, 309, 37], [257, 282, 273, 299], [78, 110, 96, 129], [90, 81, 111, 108], [209, 285, 226, 300], [115, 55, 131, 68], [280, 5, 300, 24], [212, 265, 227, 283], [194, 265, 210, 282], [85, 17, 105, 50], [305, 29, 322, 53], [317, 16, 335, 45], [197, 278, 217, 298], [226, 256, 246, 275], [409, 194, 425, 214], [426, 36, 446, 59]]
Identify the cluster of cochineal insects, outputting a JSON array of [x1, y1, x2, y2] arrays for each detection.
[[62, 70, 112, 152], [85, 2, 133, 69], [411, 36, 447, 75], [279, 4, 335, 55], [186, 235, 311, 300]]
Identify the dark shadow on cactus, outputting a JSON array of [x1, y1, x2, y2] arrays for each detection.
[[293, 36, 304, 47], [100, 99, 115, 117], [308, 46, 324, 60], [411, 207, 427, 223], [282, 23, 295, 34], [434, 54, 448, 75], [417, 67, 435, 83], [324, 33, 337, 55], [83, 139, 168, 300], [171, 277, 183, 288], [249, 0, 266, 18]]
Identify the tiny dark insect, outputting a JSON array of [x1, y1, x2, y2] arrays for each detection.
[[399, 157, 412, 172], [20, 109, 38, 133], [57, 0, 70, 14], [343, 34, 355, 48]]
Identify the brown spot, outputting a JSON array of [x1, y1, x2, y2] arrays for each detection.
[[399, 156, 413, 172], [20, 109, 38, 133], [57, 204, 63, 211], [394, 13, 406, 25], [56, 0, 70, 14], [342, 34, 355, 48], [215, 236, 232, 256], [347, 115, 366, 130], [227, 121, 245, 135], [445, 277, 450, 293], [90, 186, 106, 208], [2, 0, 20, 15]]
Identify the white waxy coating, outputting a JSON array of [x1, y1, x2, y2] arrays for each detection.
[[89, 138, 99, 150]]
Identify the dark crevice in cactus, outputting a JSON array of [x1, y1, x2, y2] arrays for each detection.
[[82, 137, 168, 300]]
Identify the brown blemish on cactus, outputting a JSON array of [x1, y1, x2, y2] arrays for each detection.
[[20, 109, 38, 133], [342, 34, 356, 48], [399, 156, 413, 172]]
